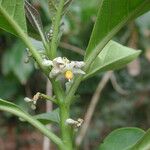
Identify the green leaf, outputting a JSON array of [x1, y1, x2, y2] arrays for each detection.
[[0, 0, 27, 35], [85, 41, 141, 79], [48, 0, 72, 21], [0, 98, 30, 115], [48, 0, 60, 21], [34, 108, 60, 124], [25, 1, 44, 35], [63, 0, 73, 14], [25, 1, 48, 49], [85, 0, 150, 59], [2, 40, 34, 84], [0, 98, 63, 146], [99, 127, 145, 150], [128, 129, 150, 150]]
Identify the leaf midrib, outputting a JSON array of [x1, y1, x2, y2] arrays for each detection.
[[85, 50, 140, 79], [85, 0, 149, 66]]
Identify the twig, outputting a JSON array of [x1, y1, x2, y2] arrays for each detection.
[[48, 0, 65, 58], [110, 72, 129, 95], [43, 79, 53, 150], [38, 93, 57, 104], [59, 42, 85, 56], [127, 22, 141, 76], [76, 71, 112, 147]]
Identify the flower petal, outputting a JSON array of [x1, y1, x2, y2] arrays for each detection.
[[42, 59, 53, 67], [49, 67, 61, 78], [53, 57, 64, 64], [24, 97, 32, 102], [74, 61, 85, 68], [31, 104, 36, 110]]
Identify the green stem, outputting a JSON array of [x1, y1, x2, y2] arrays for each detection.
[[65, 76, 82, 105], [0, 98, 64, 149], [37, 24, 49, 53], [48, 0, 65, 58], [59, 104, 73, 150], [0, 5, 48, 75], [47, 0, 66, 106], [50, 79, 65, 103], [38, 93, 58, 104]]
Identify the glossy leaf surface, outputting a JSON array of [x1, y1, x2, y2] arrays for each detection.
[[85, 0, 150, 59], [85, 41, 141, 79], [0, 0, 27, 35], [99, 127, 145, 150]]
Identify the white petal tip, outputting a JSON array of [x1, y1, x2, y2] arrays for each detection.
[[24, 97, 32, 102], [42, 59, 52, 67]]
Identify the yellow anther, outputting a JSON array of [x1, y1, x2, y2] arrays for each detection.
[[65, 70, 73, 80]]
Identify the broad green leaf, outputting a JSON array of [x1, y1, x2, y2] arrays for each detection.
[[84, 41, 141, 79], [2, 40, 34, 84], [128, 129, 150, 150], [0, 0, 27, 35], [99, 127, 145, 150], [0, 98, 31, 116], [85, 0, 150, 58], [34, 109, 60, 124], [0, 99, 61, 144]]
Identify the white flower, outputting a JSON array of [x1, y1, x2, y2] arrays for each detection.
[[42, 59, 53, 67], [66, 118, 84, 128], [24, 97, 32, 102], [46, 57, 85, 81], [66, 118, 78, 125], [24, 94, 39, 110], [76, 118, 84, 127]]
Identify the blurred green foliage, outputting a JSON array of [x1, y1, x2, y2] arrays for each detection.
[[0, 0, 150, 149]]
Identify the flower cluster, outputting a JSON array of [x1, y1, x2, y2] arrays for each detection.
[[43, 57, 85, 81], [66, 118, 84, 128], [24, 97, 37, 110]]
